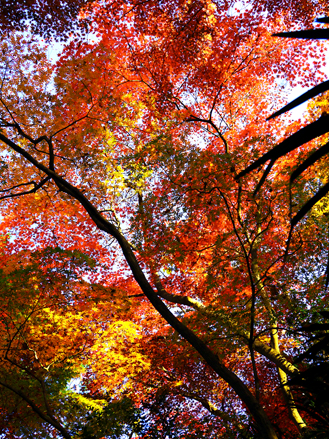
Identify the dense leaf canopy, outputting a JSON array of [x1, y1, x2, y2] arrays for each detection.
[[0, 1, 328, 438]]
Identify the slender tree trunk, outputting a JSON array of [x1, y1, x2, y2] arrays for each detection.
[[252, 256, 307, 434], [0, 134, 279, 438]]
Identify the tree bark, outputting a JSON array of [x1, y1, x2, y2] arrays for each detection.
[[0, 133, 279, 439]]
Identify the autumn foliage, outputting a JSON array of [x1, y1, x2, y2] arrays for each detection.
[[0, 1, 328, 438]]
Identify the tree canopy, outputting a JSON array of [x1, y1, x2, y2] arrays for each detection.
[[0, 1, 328, 438]]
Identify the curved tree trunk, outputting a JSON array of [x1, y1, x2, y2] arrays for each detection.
[[0, 132, 279, 438]]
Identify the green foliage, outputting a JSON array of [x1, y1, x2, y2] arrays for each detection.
[[70, 397, 142, 439]]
